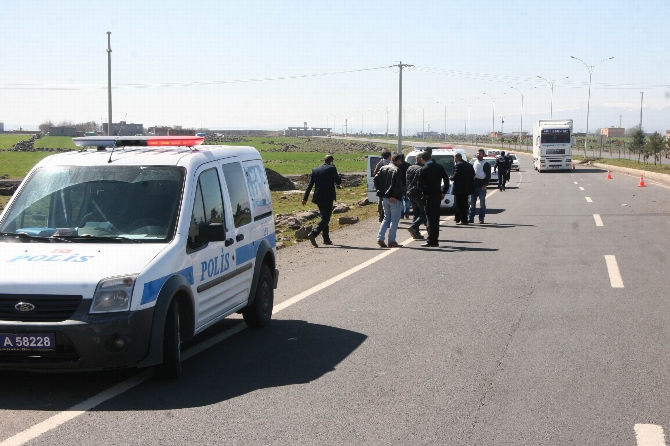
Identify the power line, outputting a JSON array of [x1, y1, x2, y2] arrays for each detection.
[[0, 66, 391, 91]]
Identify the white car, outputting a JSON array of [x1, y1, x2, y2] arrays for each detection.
[[366, 145, 467, 210], [508, 153, 520, 171], [0, 136, 278, 377]]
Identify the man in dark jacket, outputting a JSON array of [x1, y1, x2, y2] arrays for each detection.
[[373, 150, 392, 222], [418, 151, 450, 247], [302, 154, 342, 247], [374, 154, 404, 248], [449, 152, 475, 225], [405, 155, 426, 239], [399, 154, 412, 219], [494, 150, 510, 191]]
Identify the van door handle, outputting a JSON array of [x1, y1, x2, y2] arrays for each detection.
[[236, 234, 245, 242], [225, 238, 234, 247]]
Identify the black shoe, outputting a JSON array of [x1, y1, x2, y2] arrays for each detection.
[[323, 239, 333, 245], [307, 233, 318, 247], [421, 242, 439, 247], [468, 219, 474, 224]]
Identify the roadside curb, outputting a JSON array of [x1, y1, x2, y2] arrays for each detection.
[[591, 162, 670, 185]]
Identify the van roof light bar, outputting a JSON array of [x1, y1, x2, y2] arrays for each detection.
[[72, 135, 205, 149]]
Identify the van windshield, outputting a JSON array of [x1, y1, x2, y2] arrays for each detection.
[[0, 165, 184, 243], [407, 154, 456, 175]]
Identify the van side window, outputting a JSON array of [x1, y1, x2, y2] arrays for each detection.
[[243, 164, 272, 220], [221, 163, 252, 228], [191, 168, 225, 240]]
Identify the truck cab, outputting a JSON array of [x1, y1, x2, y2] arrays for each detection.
[[533, 119, 573, 172]]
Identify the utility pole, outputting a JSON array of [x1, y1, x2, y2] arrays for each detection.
[[106, 32, 113, 136], [391, 61, 413, 154], [639, 92, 644, 129], [345, 119, 348, 136], [419, 106, 425, 140], [510, 86, 536, 150], [619, 114, 622, 129], [437, 102, 447, 142]]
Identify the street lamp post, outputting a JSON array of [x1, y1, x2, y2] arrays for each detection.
[[570, 55, 614, 157], [459, 99, 471, 139], [437, 102, 447, 142], [510, 86, 537, 150], [106, 32, 113, 136], [537, 76, 569, 119], [418, 106, 425, 140], [482, 92, 505, 140]]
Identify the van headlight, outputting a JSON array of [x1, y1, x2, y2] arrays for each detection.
[[90, 275, 137, 313]]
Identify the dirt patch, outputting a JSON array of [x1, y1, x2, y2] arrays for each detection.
[[265, 168, 297, 191]]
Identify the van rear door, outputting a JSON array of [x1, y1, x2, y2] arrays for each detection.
[[366, 155, 381, 202]]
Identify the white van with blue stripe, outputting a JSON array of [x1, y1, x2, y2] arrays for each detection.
[[0, 136, 278, 378]]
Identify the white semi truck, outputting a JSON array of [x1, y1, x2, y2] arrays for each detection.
[[533, 119, 573, 172]]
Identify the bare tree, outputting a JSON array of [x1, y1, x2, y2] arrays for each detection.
[[38, 120, 54, 134]]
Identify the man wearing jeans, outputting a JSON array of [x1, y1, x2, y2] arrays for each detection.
[[469, 149, 491, 224], [374, 154, 404, 248]]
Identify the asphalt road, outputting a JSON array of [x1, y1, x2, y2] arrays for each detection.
[[2, 164, 670, 445]]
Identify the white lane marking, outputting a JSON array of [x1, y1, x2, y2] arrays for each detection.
[[0, 370, 153, 446], [605, 255, 624, 288], [0, 181, 514, 446], [593, 214, 603, 227], [579, 186, 585, 190], [574, 181, 579, 184], [585, 197, 593, 202], [635, 424, 667, 446]]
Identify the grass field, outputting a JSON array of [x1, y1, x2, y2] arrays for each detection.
[[34, 136, 79, 150], [0, 134, 32, 150], [0, 151, 53, 178], [574, 156, 670, 174]]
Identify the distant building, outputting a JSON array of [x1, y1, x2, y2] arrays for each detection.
[[416, 131, 439, 138], [600, 127, 625, 137], [284, 126, 331, 137], [0, 122, 4, 132], [665, 130, 670, 139], [102, 121, 144, 136], [489, 132, 500, 138], [49, 126, 76, 137]]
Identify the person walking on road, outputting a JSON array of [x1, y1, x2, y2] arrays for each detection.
[[374, 153, 404, 248], [449, 152, 475, 225], [302, 154, 342, 247], [469, 149, 491, 224], [504, 151, 513, 184], [373, 150, 392, 222], [405, 154, 426, 239], [399, 154, 412, 219], [418, 151, 450, 247], [494, 150, 510, 191]]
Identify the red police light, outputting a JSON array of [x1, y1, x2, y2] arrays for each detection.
[[145, 136, 205, 147]]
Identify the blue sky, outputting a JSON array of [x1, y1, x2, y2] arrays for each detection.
[[1, 0, 669, 133]]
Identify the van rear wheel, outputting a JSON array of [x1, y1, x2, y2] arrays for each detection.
[[242, 264, 273, 328], [156, 299, 182, 379]]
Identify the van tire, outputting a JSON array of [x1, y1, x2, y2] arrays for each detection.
[[242, 264, 273, 328], [156, 299, 182, 379]]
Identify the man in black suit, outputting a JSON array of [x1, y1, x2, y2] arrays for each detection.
[[449, 152, 475, 225], [302, 154, 342, 247], [418, 151, 450, 247]]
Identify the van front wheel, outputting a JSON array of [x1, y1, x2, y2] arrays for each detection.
[[243, 264, 273, 328], [156, 299, 182, 379]]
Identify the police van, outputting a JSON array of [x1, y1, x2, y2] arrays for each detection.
[[0, 136, 278, 378], [366, 145, 467, 211]]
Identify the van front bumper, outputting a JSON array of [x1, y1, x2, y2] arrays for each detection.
[[0, 306, 154, 371]]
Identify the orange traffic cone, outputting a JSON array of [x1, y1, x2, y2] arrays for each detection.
[[638, 175, 646, 187], [606, 170, 612, 180]]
